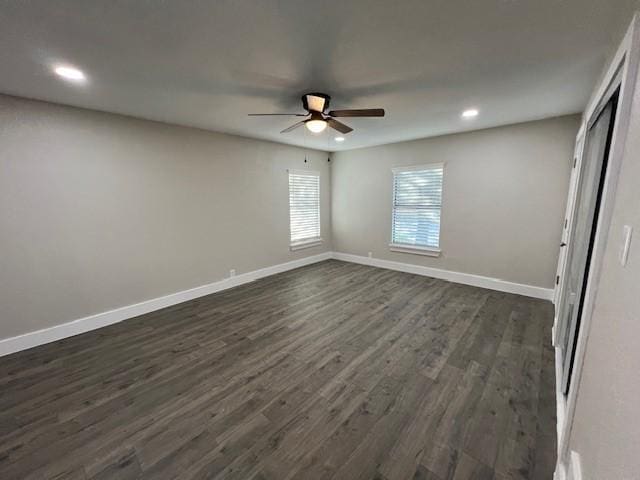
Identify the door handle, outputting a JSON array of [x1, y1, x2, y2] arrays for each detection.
[[560, 242, 567, 247]]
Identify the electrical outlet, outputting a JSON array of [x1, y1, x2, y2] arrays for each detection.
[[229, 269, 236, 278], [368, 252, 373, 258], [620, 225, 632, 267]]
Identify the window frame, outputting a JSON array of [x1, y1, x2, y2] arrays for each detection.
[[389, 163, 444, 257], [288, 169, 322, 251]]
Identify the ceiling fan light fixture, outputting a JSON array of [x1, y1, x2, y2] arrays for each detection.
[[250, 92, 384, 135], [305, 119, 327, 133]]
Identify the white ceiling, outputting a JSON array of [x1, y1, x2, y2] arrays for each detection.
[[0, 1, 637, 151]]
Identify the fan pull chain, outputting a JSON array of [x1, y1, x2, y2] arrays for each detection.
[[303, 127, 308, 163]]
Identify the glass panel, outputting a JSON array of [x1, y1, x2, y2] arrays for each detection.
[[558, 96, 616, 394], [392, 166, 443, 248], [289, 173, 320, 243]]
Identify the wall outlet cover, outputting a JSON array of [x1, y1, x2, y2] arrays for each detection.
[[229, 269, 236, 277], [620, 225, 633, 267]]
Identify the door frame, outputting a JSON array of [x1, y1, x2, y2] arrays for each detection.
[[552, 129, 584, 344], [554, 13, 640, 478]]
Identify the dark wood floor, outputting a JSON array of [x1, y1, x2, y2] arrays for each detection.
[[0, 260, 556, 480]]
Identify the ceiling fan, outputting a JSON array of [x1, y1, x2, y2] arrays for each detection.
[[248, 93, 385, 134]]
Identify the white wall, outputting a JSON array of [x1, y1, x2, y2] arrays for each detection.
[[0, 93, 581, 349], [330, 116, 580, 289], [566, 35, 640, 478], [0, 94, 332, 341]]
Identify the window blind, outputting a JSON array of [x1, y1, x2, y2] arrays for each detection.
[[289, 170, 321, 244], [391, 164, 443, 249]]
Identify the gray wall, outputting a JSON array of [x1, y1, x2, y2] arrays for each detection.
[[567, 54, 640, 478], [331, 116, 580, 288], [0, 94, 332, 340]]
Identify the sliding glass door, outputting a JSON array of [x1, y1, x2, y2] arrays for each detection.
[[556, 93, 618, 395]]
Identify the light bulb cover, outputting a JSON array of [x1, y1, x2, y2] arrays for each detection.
[[305, 119, 327, 133]]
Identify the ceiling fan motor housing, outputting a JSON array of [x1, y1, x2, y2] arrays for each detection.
[[302, 93, 331, 113]]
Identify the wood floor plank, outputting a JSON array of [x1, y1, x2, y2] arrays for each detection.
[[0, 260, 556, 479]]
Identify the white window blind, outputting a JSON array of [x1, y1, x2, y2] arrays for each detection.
[[288, 170, 321, 246], [391, 164, 443, 250]]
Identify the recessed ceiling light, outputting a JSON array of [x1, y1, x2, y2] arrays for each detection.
[[53, 65, 86, 82], [462, 109, 479, 118], [335, 137, 345, 142]]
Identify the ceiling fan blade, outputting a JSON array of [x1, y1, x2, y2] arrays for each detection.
[[328, 108, 385, 117], [281, 121, 306, 133], [327, 118, 353, 134], [248, 113, 308, 116]]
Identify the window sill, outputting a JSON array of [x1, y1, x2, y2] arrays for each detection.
[[389, 243, 441, 257], [290, 238, 323, 251]]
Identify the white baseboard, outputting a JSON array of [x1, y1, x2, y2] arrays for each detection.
[[0, 252, 332, 357], [0, 250, 553, 357], [555, 462, 567, 480], [331, 252, 554, 301]]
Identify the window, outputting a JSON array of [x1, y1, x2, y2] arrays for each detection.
[[288, 170, 321, 250], [390, 164, 443, 256]]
